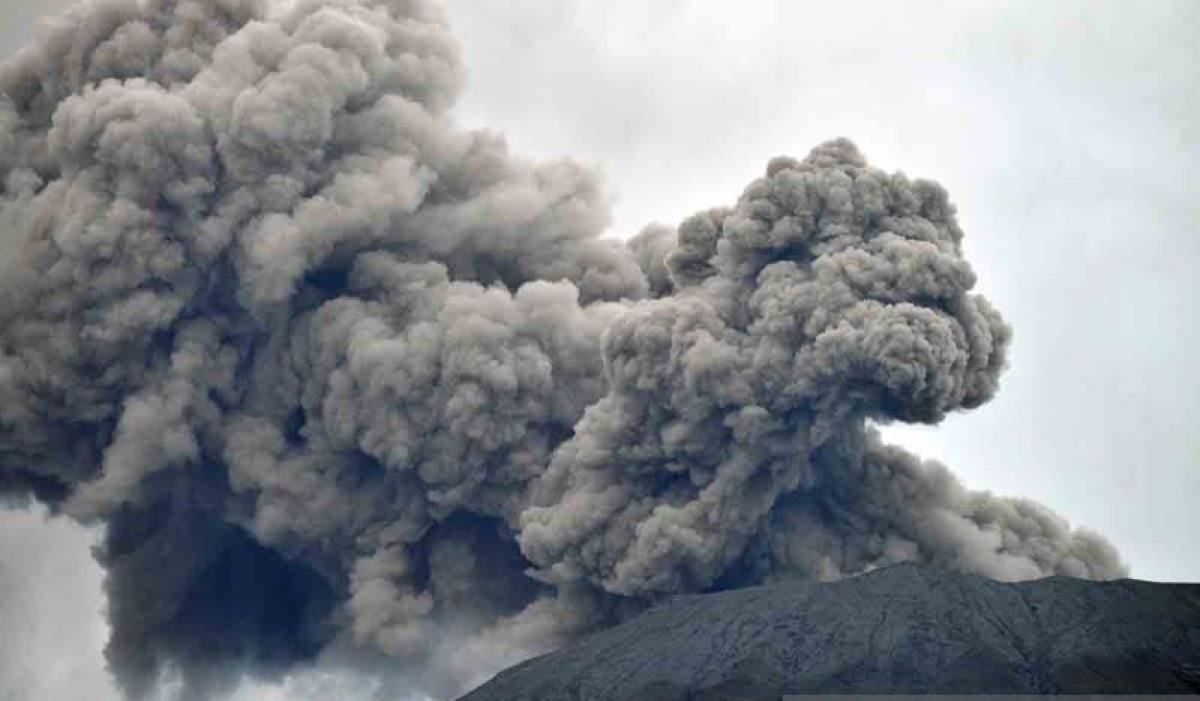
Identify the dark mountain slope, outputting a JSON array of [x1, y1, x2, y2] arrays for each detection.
[[461, 563, 1200, 700]]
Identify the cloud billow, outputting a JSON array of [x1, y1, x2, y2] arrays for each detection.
[[0, 0, 1123, 697]]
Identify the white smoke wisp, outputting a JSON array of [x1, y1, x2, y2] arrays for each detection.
[[0, 0, 1124, 698]]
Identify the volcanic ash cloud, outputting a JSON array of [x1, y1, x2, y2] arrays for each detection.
[[0, 0, 1124, 697]]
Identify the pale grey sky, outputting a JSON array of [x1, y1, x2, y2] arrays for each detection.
[[1, 1, 1196, 699]]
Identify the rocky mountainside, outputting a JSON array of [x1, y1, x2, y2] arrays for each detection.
[[461, 563, 1200, 700]]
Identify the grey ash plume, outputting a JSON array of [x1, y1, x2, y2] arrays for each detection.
[[0, 0, 1124, 697]]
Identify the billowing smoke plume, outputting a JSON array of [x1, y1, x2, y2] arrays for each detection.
[[0, 0, 1124, 697]]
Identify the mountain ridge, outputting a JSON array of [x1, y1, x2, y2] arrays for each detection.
[[460, 562, 1200, 700]]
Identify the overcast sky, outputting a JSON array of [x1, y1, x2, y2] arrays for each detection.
[[1, 1, 1197, 699]]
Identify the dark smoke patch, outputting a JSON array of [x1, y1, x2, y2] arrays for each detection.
[[103, 500, 336, 699], [0, 0, 1124, 697]]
